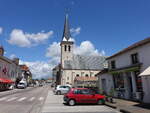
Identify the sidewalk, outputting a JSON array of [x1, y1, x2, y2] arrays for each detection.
[[105, 98, 150, 113], [41, 90, 120, 113], [0, 87, 35, 98]]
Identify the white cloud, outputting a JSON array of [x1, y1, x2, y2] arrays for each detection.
[[45, 42, 61, 58], [10, 54, 17, 59], [74, 41, 105, 56], [8, 29, 53, 47], [8, 29, 31, 47], [0, 27, 3, 34], [20, 60, 52, 79], [70, 27, 81, 36]]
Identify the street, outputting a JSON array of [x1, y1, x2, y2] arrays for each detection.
[[0, 86, 120, 113], [0, 85, 49, 113]]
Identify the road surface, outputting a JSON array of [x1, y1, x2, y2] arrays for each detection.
[[0, 85, 49, 113]]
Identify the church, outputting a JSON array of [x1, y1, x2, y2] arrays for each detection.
[[53, 14, 106, 87]]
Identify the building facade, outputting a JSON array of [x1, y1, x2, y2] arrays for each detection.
[[98, 37, 150, 103], [0, 46, 22, 90], [52, 64, 61, 86]]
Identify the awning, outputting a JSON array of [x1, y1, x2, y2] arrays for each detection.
[[0, 78, 14, 83], [139, 66, 150, 76]]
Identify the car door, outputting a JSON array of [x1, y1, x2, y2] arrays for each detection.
[[73, 89, 84, 103], [80, 89, 97, 103], [63, 86, 70, 94], [86, 90, 97, 103], [59, 86, 65, 94]]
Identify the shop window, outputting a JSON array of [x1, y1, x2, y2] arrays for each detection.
[[113, 74, 124, 89], [131, 53, 139, 64], [111, 60, 116, 69], [64, 45, 67, 51], [134, 71, 142, 92]]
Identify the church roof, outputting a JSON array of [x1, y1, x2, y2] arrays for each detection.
[[64, 55, 107, 70], [62, 14, 71, 41]]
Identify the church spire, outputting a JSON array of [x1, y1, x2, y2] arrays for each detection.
[[62, 14, 71, 41]]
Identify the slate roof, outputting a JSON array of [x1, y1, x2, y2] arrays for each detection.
[[64, 55, 107, 70], [62, 14, 71, 41]]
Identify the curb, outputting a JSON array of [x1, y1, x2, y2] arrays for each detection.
[[105, 103, 117, 109], [120, 109, 131, 113]]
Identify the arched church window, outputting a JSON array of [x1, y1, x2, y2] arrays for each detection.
[[68, 45, 71, 52], [85, 74, 88, 77], [76, 74, 79, 77], [64, 45, 67, 51]]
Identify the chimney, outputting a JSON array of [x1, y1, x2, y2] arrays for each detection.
[[0, 46, 4, 56]]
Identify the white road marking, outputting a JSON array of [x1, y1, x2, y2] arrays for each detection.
[[39, 97, 44, 101], [29, 97, 35, 101], [18, 97, 26, 101], [6, 97, 17, 102], [0, 97, 7, 101]]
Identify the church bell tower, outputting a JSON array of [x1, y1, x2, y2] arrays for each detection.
[[60, 14, 74, 68]]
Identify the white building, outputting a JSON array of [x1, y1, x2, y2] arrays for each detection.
[[98, 37, 150, 103], [59, 15, 106, 86]]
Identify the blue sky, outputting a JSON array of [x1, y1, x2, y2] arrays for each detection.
[[1, 0, 150, 78]]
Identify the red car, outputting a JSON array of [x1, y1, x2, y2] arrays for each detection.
[[63, 88, 105, 106]]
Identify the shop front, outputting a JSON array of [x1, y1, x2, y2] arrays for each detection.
[[110, 66, 143, 101], [0, 78, 14, 91]]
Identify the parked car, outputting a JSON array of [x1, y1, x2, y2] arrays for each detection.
[[17, 83, 26, 89], [39, 83, 43, 87], [54, 85, 71, 95], [63, 88, 105, 106], [8, 84, 15, 90]]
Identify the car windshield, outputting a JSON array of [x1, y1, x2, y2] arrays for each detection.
[[19, 83, 25, 85]]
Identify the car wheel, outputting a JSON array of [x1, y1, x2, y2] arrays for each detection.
[[57, 91, 61, 95], [97, 99, 105, 105], [68, 99, 75, 106]]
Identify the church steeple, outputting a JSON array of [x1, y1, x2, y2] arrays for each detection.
[[62, 14, 71, 41], [60, 14, 74, 68]]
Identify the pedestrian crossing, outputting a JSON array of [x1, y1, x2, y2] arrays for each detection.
[[0, 96, 44, 102]]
